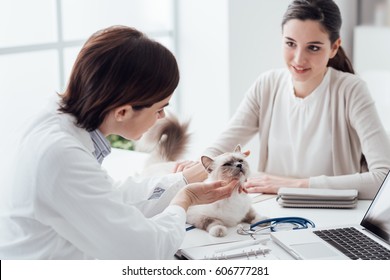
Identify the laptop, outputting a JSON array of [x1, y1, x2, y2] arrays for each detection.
[[271, 171, 390, 260]]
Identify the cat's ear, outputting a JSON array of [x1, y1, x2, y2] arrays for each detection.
[[201, 156, 214, 173], [234, 144, 242, 153], [234, 144, 250, 157]]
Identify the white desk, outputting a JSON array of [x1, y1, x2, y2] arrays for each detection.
[[179, 196, 372, 259], [102, 150, 373, 260]]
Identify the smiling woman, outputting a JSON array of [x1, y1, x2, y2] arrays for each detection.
[[282, 19, 340, 97], [204, 0, 390, 200]]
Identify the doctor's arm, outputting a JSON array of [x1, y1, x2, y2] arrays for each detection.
[[36, 146, 186, 259], [115, 162, 208, 218]]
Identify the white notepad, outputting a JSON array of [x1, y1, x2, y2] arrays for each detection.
[[276, 188, 358, 208]]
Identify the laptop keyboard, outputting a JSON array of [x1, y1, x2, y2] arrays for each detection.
[[314, 227, 390, 260]]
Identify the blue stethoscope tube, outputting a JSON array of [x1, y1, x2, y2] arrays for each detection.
[[250, 216, 315, 232]]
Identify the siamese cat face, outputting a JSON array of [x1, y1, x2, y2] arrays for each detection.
[[201, 145, 249, 183], [187, 145, 264, 237]]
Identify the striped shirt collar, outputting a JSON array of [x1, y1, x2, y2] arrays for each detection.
[[89, 129, 111, 164]]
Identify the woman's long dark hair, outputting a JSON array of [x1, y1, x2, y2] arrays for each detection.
[[282, 0, 354, 74]]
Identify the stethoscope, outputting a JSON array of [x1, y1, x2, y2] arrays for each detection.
[[186, 216, 315, 233], [237, 216, 315, 235]]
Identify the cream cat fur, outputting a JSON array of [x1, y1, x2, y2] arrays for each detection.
[[135, 112, 190, 175], [186, 145, 263, 237]]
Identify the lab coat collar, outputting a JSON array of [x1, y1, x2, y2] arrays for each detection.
[[61, 113, 95, 155]]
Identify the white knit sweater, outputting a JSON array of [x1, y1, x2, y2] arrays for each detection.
[[205, 67, 390, 199]]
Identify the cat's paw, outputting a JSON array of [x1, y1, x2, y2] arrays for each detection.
[[209, 225, 228, 237]]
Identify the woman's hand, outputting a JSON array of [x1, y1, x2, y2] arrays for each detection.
[[170, 180, 238, 211], [244, 173, 309, 194], [173, 160, 199, 173]]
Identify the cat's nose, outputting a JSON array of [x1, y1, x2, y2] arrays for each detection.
[[236, 163, 242, 169]]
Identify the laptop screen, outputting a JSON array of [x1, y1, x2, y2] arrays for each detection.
[[361, 170, 390, 243]]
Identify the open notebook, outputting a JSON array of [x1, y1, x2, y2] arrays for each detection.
[[271, 171, 390, 260]]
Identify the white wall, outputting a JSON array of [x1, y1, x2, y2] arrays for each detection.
[[176, 0, 230, 159], [354, 26, 390, 133], [176, 0, 289, 162], [228, 0, 288, 115], [334, 0, 358, 59]]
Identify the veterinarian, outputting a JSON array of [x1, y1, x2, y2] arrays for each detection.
[[204, 0, 390, 199], [0, 26, 237, 259]]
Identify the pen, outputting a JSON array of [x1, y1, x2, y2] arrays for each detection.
[[214, 237, 269, 253]]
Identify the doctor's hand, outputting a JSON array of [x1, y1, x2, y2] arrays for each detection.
[[170, 180, 238, 211], [173, 160, 199, 173], [244, 173, 309, 194]]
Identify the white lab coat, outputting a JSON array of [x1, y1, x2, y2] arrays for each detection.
[[0, 98, 187, 259]]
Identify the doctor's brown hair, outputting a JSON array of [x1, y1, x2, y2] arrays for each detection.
[[282, 0, 354, 74], [59, 25, 179, 131]]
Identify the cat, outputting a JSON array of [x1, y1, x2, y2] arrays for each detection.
[[136, 115, 264, 237], [186, 145, 264, 237], [135, 111, 191, 176]]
